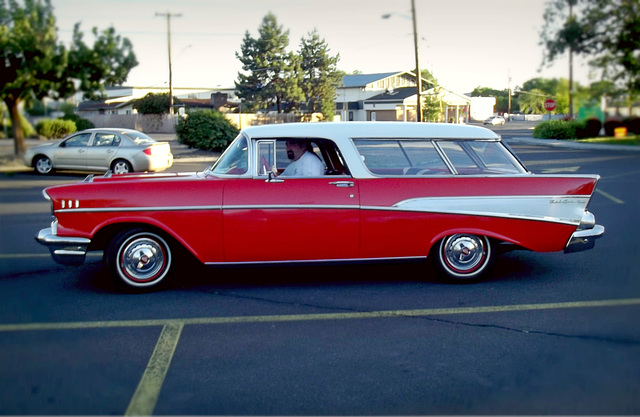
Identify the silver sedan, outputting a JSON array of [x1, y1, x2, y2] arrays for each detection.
[[23, 128, 173, 175]]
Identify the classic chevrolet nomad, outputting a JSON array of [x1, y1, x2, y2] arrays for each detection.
[[36, 122, 604, 291]]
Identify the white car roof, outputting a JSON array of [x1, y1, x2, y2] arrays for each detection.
[[241, 122, 500, 141]]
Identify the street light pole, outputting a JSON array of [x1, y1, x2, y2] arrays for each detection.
[[156, 11, 182, 114], [411, 0, 422, 122]]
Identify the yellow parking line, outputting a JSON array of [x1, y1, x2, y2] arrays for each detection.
[[1, 297, 639, 333], [125, 323, 183, 416], [595, 188, 625, 204]]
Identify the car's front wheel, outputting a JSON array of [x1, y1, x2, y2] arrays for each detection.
[[111, 159, 133, 174], [433, 234, 495, 282], [105, 228, 173, 291], [34, 155, 53, 175]]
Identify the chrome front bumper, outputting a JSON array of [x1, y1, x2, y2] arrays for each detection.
[[36, 223, 91, 266]]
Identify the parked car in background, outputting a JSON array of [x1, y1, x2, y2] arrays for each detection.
[[23, 128, 173, 175], [35, 122, 604, 291], [484, 116, 506, 125]]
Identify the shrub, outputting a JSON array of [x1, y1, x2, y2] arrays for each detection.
[[576, 118, 602, 139], [61, 114, 95, 130], [175, 109, 239, 151], [623, 117, 640, 134], [36, 118, 77, 139], [604, 119, 623, 136], [533, 120, 581, 140]]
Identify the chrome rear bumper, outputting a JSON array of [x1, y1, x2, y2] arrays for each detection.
[[564, 224, 605, 253], [36, 224, 90, 266]]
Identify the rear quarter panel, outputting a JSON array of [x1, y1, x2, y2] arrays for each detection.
[[358, 175, 599, 257]]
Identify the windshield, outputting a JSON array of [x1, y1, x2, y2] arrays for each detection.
[[210, 135, 248, 175]]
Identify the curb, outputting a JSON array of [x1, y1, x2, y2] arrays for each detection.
[[504, 136, 640, 152]]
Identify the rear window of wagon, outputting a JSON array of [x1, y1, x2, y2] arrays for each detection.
[[353, 139, 527, 176]]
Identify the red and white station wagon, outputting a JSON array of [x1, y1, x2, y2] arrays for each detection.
[[36, 122, 604, 291]]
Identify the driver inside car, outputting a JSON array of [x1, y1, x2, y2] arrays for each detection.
[[279, 140, 325, 177]]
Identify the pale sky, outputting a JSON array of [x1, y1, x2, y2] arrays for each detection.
[[51, 0, 594, 94]]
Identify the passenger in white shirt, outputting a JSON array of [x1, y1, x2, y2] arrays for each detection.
[[280, 140, 324, 177]]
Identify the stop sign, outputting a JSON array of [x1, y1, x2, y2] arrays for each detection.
[[544, 99, 557, 111]]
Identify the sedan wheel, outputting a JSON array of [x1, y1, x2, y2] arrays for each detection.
[[434, 234, 495, 282], [34, 156, 53, 175], [106, 229, 173, 291], [112, 159, 132, 175]]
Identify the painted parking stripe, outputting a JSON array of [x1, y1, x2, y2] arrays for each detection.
[[125, 323, 183, 416], [1, 297, 639, 333], [595, 188, 625, 204]]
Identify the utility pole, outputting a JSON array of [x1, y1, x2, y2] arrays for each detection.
[[568, 0, 574, 119], [411, 0, 422, 122], [156, 11, 182, 114]]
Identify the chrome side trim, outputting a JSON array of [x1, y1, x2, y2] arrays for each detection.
[[56, 205, 223, 213], [205, 255, 425, 266], [381, 195, 592, 226], [55, 204, 361, 214]]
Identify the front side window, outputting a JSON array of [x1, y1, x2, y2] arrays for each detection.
[[211, 135, 248, 175], [256, 138, 347, 177], [63, 133, 91, 148]]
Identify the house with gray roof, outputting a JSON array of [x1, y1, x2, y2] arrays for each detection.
[[336, 71, 475, 123]]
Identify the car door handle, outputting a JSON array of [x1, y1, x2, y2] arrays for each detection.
[[329, 181, 354, 188], [78, 149, 86, 153]]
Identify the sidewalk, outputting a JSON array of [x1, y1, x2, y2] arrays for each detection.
[[0, 133, 220, 174]]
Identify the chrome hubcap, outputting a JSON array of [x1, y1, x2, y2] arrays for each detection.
[[120, 237, 167, 282], [442, 234, 487, 273]]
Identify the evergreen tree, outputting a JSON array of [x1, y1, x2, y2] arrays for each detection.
[[298, 29, 342, 120], [235, 13, 303, 113]]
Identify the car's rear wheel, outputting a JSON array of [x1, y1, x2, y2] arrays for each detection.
[[34, 156, 53, 175], [433, 234, 495, 282], [105, 228, 173, 292], [111, 159, 132, 174]]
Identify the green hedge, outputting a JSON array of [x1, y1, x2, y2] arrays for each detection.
[[36, 119, 77, 139], [533, 120, 584, 140], [175, 109, 239, 151]]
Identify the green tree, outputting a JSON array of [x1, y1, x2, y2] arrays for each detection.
[[133, 93, 181, 115], [298, 29, 342, 120], [235, 13, 304, 113], [541, 0, 640, 106], [0, 0, 137, 156], [470, 87, 512, 113], [516, 88, 549, 114], [420, 69, 442, 122]]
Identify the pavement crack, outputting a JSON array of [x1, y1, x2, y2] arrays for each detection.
[[416, 316, 640, 346]]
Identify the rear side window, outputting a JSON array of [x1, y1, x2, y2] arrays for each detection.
[[353, 139, 449, 175], [354, 139, 526, 176]]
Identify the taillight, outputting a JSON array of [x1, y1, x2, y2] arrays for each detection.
[[143, 147, 153, 156]]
